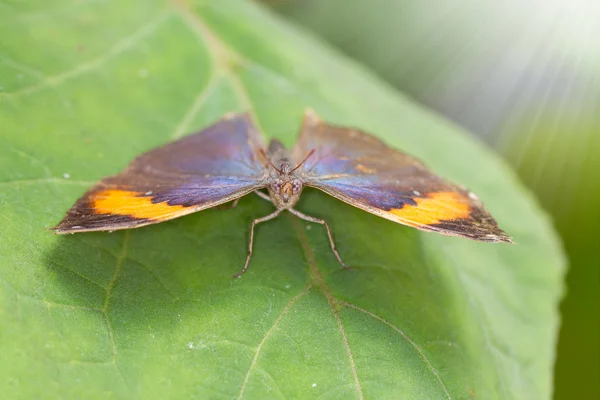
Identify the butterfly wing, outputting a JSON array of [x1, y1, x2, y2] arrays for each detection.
[[292, 110, 512, 243], [53, 113, 268, 233]]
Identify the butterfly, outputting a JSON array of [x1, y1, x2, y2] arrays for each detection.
[[53, 109, 512, 277]]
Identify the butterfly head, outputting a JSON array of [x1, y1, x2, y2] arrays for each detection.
[[261, 144, 314, 209], [267, 159, 303, 208]]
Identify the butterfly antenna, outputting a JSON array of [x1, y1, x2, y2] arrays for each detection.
[[291, 149, 315, 172], [259, 148, 284, 174]]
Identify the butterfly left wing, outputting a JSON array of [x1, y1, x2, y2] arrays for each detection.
[[53, 113, 268, 233], [292, 110, 512, 243]]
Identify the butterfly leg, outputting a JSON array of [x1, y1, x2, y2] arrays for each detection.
[[253, 190, 272, 201], [233, 209, 283, 278], [220, 191, 270, 211], [218, 198, 240, 210], [287, 208, 352, 271]]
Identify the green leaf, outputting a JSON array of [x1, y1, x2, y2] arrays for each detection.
[[0, 1, 564, 399]]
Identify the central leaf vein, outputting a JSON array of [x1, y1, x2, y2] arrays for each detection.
[[291, 217, 364, 400]]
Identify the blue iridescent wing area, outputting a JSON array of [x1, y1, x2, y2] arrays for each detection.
[[53, 113, 268, 233], [292, 110, 511, 242]]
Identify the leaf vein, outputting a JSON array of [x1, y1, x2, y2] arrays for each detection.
[[1, 13, 170, 98], [103, 232, 129, 356], [0, 177, 95, 187], [236, 285, 311, 400], [170, 0, 267, 135], [455, 270, 510, 397], [0, 277, 102, 312], [291, 217, 364, 400], [101, 231, 130, 389], [125, 255, 177, 299], [49, 258, 107, 291], [171, 74, 222, 139], [338, 300, 452, 399]]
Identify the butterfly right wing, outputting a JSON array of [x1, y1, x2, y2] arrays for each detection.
[[53, 113, 268, 233], [292, 110, 512, 243]]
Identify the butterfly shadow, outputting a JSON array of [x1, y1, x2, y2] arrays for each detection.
[[43, 191, 465, 374], [43, 195, 314, 337]]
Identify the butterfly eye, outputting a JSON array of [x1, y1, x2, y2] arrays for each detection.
[[271, 182, 281, 193], [292, 180, 302, 194]]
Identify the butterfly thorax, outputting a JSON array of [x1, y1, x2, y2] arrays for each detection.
[[266, 140, 304, 209]]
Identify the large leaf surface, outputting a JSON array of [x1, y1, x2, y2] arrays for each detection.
[[0, 1, 564, 399]]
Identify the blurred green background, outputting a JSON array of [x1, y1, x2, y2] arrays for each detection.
[[264, 0, 600, 398]]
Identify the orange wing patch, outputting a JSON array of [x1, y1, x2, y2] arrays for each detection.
[[389, 191, 471, 225], [92, 189, 186, 220]]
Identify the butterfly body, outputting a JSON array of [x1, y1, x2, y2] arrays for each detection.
[[53, 109, 511, 277], [264, 139, 304, 210]]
